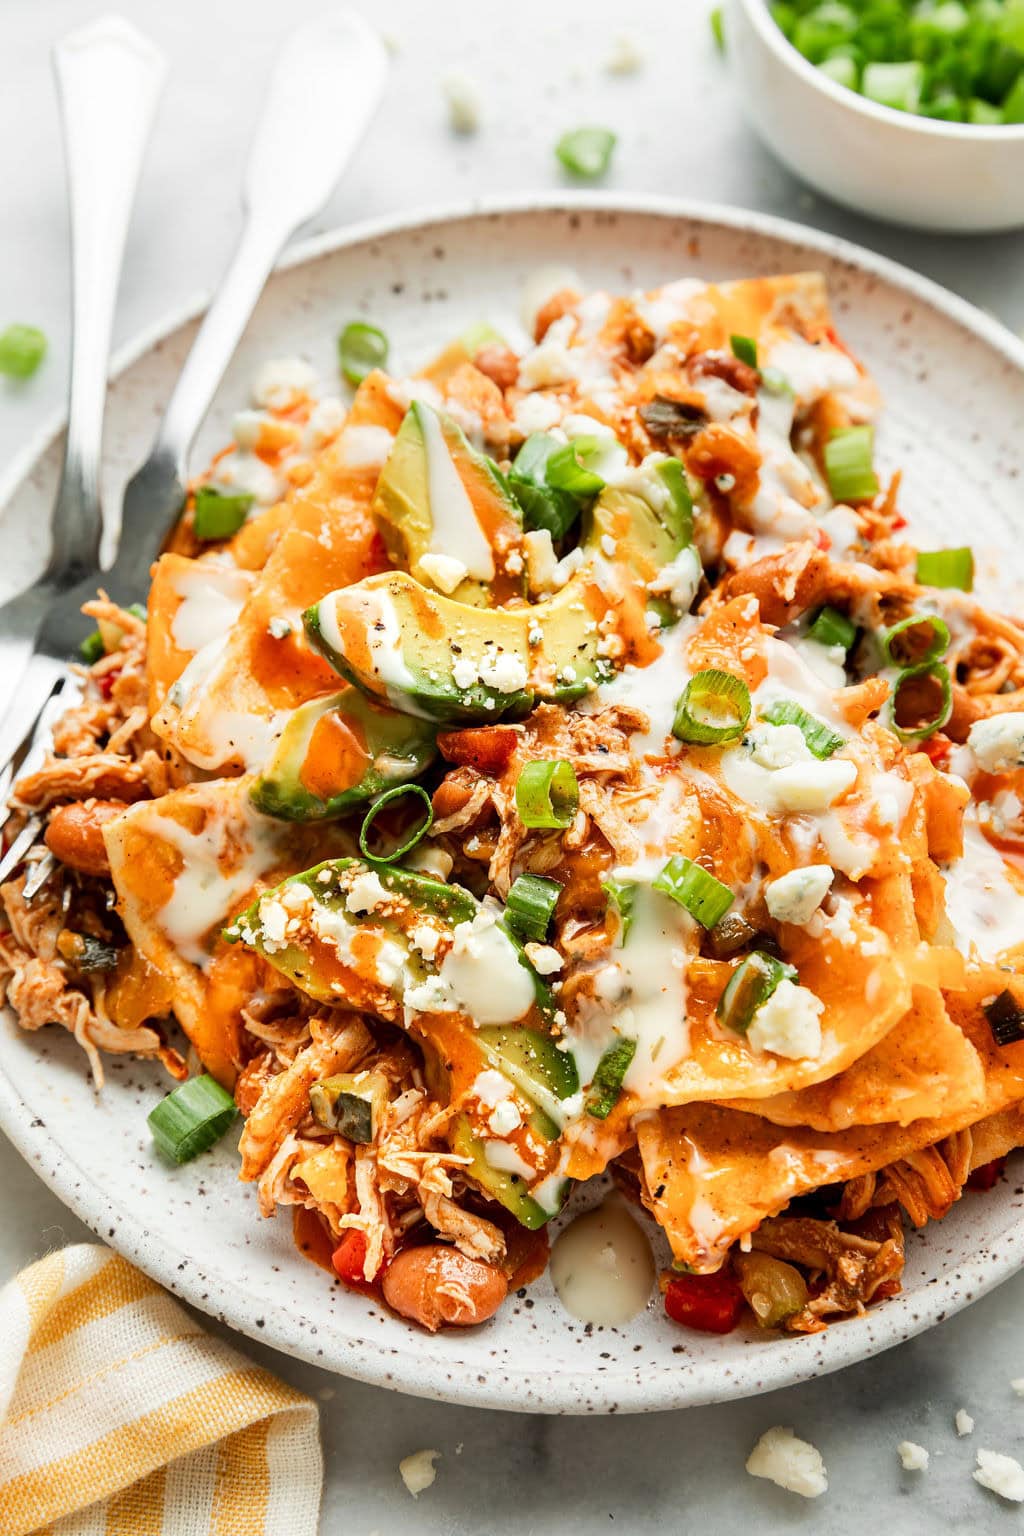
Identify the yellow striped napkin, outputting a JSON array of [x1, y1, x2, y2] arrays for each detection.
[[0, 1244, 322, 1536]]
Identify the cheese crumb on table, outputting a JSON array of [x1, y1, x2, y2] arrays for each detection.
[[745, 1426, 828, 1498], [974, 1448, 1024, 1502], [399, 1449, 441, 1498], [1011, 1378, 1024, 1396], [441, 74, 480, 134], [955, 1408, 975, 1437], [605, 33, 644, 74], [897, 1440, 929, 1471]]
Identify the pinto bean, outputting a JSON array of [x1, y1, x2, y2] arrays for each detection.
[[473, 343, 519, 392], [44, 799, 125, 876], [691, 350, 760, 396], [533, 287, 580, 343], [382, 1244, 507, 1332]]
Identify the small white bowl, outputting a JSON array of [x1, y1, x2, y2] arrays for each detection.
[[727, 0, 1024, 231]]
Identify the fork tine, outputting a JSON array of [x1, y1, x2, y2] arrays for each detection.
[[22, 851, 57, 901], [0, 652, 67, 779], [0, 815, 44, 886]]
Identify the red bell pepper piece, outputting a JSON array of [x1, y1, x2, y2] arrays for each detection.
[[332, 1229, 380, 1294], [663, 1267, 745, 1334], [967, 1156, 1006, 1192]]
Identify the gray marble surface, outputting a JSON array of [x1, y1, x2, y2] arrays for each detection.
[[3, 0, 1024, 1529]]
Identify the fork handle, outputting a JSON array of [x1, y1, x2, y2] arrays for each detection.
[[147, 10, 388, 478], [49, 17, 165, 588]]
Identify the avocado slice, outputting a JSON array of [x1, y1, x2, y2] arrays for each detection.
[[227, 857, 576, 1225], [450, 1118, 567, 1229], [249, 689, 436, 822], [307, 456, 695, 725], [305, 568, 606, 723], [372, 400, 525, 607]]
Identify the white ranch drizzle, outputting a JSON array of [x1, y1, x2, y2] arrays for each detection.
[[549, 1198, 655, 1325], [170, 562, 254, 655], [417, 402, 494, 581], [943, 813, 1024, 963]]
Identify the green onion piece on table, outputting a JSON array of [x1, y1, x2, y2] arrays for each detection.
[[193, 486, 255, 541], [672, 669, 751, 745], [760, 699, 845, 759], [555, 127, 617, 179], [915, 547, 974, 591], [710, 6, 726, 51], [506, 873, 563, 943], [0, 324, 47, 378], [888, 662, 953, 743], [515, 759, 580, 829], [358, 783, 434, 863], [586, 1037, 638, 1119], [653, 855, 734, 929], [148, 1075, 238, 1164], [338, 321, 389, 386], [730, 333, 758, 369], [716, 951, 796, 1034], [880, 613, 950, 668]]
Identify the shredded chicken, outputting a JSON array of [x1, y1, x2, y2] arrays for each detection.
[[752, 1213, 905, 1333]]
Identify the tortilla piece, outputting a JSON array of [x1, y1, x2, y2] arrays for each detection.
[[720, 986, 986, 1131], [150, 373, 399, 773], [638, 969, 1024, 1271], [104, 778, 356, 1086]]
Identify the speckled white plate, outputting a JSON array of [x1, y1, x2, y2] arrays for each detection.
[[2, 196, 1024, 1415]]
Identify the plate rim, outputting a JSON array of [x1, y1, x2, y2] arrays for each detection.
[[1, 191, 1022, 1415]]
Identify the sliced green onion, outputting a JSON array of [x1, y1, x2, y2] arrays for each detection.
[[672, 669, 751, 746], [862, 60, 925, 112], [148, 1074, 238, 1164], [888, 662, 953, 744], [506, 873, 562, 943], [760, 699, 844, 759], [508, 433, 584, 540], [654, 458, 695, 546], [969, 97, 1005, 125], [515, 759, 579, 830], [807, 605, 856, 652], [461, 320, 506, 355], [794, 2, 858, 63], [555, 126, 617, 179], [730, 333, 758, 370], [193, 485, 255, 541], [585, 1037, 637, 1119], [760, 367, 793, 397], [80, 602, 147, 663], [546, 436, 606, 499], [710, 6, 726, 51], [716, 951, 796, 1035], [602, 877, 636, 942], [915, 547, 974, 592], [358, 784, 434, 863], [1003, 74, 1024, 122], [824, 425, 879, 504], [339, 321, 388, 386], [819, 54, 858, 88], [880, 613, 950, 669], [653, 855, 734, 929], [0, 323, 47, 378], [79, 630, 105, 664]]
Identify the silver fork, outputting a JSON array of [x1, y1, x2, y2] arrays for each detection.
[[0, 17, 165, 887], [0, 11, 388, 890]]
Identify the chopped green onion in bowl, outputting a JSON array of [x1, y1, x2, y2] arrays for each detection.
[[555, 127, 617, 178], [0, 324, 47, 379], [769, 0, 1024, 126], [339, 321, 388, 387]]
